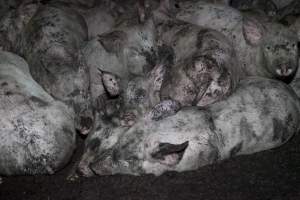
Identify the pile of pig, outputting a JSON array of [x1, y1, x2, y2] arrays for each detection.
[[0, 0, 300, 181]]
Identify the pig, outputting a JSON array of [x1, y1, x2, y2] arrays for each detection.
[[153, 17, 241, 107], [0, 51, 76, 178], [79, 16, 157, 119], [0, 1, 39, 51], [18, 3, 93, 135], [161, 0, 299, 82], [75, 77, 300, 176]]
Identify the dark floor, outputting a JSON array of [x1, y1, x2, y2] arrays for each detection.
[[1, 133, 300, 200]]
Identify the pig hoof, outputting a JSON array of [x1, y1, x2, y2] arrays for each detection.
[[0, 177, 3, 184]]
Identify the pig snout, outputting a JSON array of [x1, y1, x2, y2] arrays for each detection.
[[275, 62, 294, 77]]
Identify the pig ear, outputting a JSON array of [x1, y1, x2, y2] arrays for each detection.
[[242, 18, 264, 46], [151, 141, 189, 166]]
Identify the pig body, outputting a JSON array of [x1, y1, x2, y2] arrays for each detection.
[[0, 51, 76, 176], [77, 77, 300, 176], [18, 4, 93, 134], [168, 1, 298, 81]]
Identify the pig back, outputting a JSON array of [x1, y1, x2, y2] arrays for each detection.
[[208, 77, 300, 159]]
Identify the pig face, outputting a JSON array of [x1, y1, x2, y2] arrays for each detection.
[[82, 108, 219, 176], [262, 24, 299, 80], [243, 19, 299, 80]]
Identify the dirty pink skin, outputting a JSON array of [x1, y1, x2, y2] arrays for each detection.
[[0, 1, 39, 52], [154, 16, 240, 107]]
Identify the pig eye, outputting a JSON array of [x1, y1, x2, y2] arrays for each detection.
[[266, 46, 271, 50]]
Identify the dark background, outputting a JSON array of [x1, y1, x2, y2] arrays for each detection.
[[1, 133, 299, 200]]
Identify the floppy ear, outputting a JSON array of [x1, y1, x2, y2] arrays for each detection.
[[242, 18, 264, 46], [151, 141, 189, 166]]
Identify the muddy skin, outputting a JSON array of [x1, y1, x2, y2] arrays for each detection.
[[165, 0, 299, 81], [18, 4, 94, 135], [0, 51, 76, 177], [0, 1, 39, 52], [76, 77, 300, 176], [153, 16, 240, 107]]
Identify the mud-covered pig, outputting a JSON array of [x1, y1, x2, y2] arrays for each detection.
[[152, 15, 241, 107], [18, 3, 93, 134], [0, 1, 39, 51], [0, 51, 76, 177], [79, 16, 157, 116], [75, 77, 300, 176], [164, 0, 299, 81]]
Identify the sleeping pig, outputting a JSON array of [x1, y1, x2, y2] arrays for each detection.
[[75, 77, 300, 176], [161, 0, 299, 82], [18, 3, 93, 135], [0, 51, 76, 178]]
